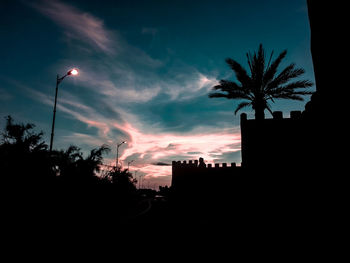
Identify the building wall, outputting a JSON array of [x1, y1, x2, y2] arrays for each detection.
[[171, 160, 242, 193], [240, 111, 308, 171]]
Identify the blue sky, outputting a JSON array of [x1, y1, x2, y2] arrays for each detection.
[[0, 0, 314, 187]]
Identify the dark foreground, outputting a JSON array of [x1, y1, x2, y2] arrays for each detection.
[[3, 172, 323, 238]]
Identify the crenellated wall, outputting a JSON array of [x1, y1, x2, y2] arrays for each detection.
[[171, 110, 310, 191], [170, 2, 327, 199], [240, 110, 308, 170], [171, 160, 242, 192], [172, 160, 238, 169]]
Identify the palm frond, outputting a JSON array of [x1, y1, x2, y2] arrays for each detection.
[[255, 43, 266, 81], [263, 49, 287, 85], [246, 44, 265, 86], [283, 94, 305, 101], [225, 58, 251, 86], [246, 52, 253, 73], [208, 91, 250, 100], [212, 80, 243, 91], [268, 64, 306, 89], [267, 80, 313, 97], [271, 93, 305, 101], [234, 101, 251, 115], [210, 80, 253, 100], [279, 80, 313, 90], [208, 92, 231, 99], [265, 50, 274, 70]]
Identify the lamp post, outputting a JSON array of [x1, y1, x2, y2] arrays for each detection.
[[49, 68, 78, 153], [116, 141, 126, 167], [139, 174, 144, 189], [135, 170, 139, 188], [127, 160, 134, 171]]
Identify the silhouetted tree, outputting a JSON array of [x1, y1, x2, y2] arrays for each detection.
[[52, 144, 110, 184], [209, 44, 313, 120], [0, 115, 112, 186], [0, 116, 53, 182], [102, 166, 137, 193], [52, 145, 81, 177]]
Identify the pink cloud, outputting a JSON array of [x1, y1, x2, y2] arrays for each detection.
[[31, 0, 115, 54], [113, 121, 241, 185], [25, 87, 241, 188], [61, 132, 108, 148]]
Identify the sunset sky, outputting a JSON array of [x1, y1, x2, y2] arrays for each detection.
[[0, 0, 314, 188]]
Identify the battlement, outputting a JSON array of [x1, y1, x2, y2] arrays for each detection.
[[240, 110, 306, 169], [171, 158, 242, 191], [240, 110, 302, 122], [172, 160, 238, 168]]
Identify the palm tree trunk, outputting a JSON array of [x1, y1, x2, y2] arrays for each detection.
[[255, 106, 265, 120]]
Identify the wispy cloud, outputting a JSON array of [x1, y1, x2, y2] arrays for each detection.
[[24, 86, 240, 186], [30, 0, 115, 54], [165, 73, 218, 101], [30, 0, 217, 105], [23, 0, 236, 188]]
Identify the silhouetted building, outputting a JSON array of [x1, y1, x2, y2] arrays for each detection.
[[171, 1, 327, 194], [171, 160, 242, 194], [240, 110, 307, 171]]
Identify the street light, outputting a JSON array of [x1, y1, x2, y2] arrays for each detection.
[[134, 170, 139, 188], [116, 141, 126, 167], [49, 68, 79, 153], [127, 160, 134, 171]]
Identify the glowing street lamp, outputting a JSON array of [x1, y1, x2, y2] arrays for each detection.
[[116, 141, 126, 167], [69, 69, 78, 75], [49, 68, 79, 153]]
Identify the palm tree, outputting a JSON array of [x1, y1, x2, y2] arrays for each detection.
[[208, 44, 313, 120], [53, 144, 110, 183]]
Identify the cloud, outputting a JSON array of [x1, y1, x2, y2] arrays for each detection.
[[29, 1, 217, 106], [116, 121, 241, 173], [61, 132, 109, 149], [23, 0, 236, 188], [152, 162, 172, 166], [56, 54, 217, 107], [30, 0, 115, 54], [161, 72, 219, 101], [25, 86, 241, 185]]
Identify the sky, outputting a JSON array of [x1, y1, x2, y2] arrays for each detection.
[[0, 0, 314, 188]]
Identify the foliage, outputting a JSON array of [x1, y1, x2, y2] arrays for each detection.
[[102, 166, 137, 193], [209, 44, 313, 119], [0, 116, 52, 182], [0, 116, 110, 185], [1, 115, 47, 153], [52, 144, 110, 184]]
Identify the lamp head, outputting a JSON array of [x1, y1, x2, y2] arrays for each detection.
[[117, 141, 127, 147], [68, 68, 79, 76]]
